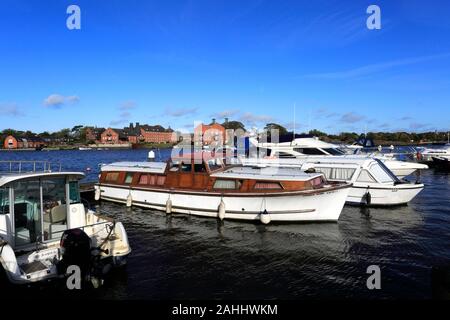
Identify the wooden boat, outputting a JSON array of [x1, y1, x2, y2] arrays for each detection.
[[95, 153, 352, 223]]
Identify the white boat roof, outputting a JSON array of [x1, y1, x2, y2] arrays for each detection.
[[242, 156, 377, 167], [212, 166, 322, 181], [256, 137, 340, 148], [0, 172, 85, 187], [101, 161, 167, 174]]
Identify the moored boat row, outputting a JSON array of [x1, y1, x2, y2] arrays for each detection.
[[95, 153, 352, 223]]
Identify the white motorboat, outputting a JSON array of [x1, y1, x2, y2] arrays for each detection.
[[419, 144, 450, 164], [242, 157, 424, 206], [250, 136, 428, 178], [0, 161, 131, 285], [95, 153, 352, 223]]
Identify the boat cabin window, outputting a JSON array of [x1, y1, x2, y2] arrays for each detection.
[[13, 179, 42, 246], [124, 172, 134, 184], [294, 148, 326, 155], [276, 152, 297, 159], [105, 172, 120, 183], [138, 174, 166, 186], [194, 163, 207, 173], [323, 148, 345, 155], [213, 179, 241, 190], [169, 162, 180, 172], [369, 163, 393, 183], [207, 158, 222, 171], [254, 181, 283, 190], [0, 187, 10, 214], [181, 162, 192, 173], [69, 180, 81, 204], [42, 178, 67, 241], [314, 167, 356, 181], [356, 170, 376, 183]]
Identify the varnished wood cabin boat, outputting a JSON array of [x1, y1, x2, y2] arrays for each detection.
[[95, 153, 352, 223]]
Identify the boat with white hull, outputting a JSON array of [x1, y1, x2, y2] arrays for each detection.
[[0, 161, 131, 285], [419, 144, 450, 164], [95, 154, 352, 223], [241, 157, 424, 206], [250, 136, 428, 178]]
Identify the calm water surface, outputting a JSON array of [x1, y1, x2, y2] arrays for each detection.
[[1, 149, 449, 299]]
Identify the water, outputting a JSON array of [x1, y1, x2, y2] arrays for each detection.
[[1, 149, 450, 299]]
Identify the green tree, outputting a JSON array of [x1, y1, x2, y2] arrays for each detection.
[[264, 123, 288, 137], [222, 121, 245, 131]]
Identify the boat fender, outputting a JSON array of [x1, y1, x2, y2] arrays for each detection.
[[218, 199, 226, 220], [126, 192, 133, 207], [166, 197, 172, 214], [364, 191, 372, 206], [260, 209, 271, 225], [94, 187, 101, 201]]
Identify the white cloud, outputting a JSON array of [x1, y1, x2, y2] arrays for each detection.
[[210, 109, 240, 119], [340, 112, 366, 123], [43, 94, 80, 108], [304, 52, 450, 80], [120, 100, 137, 110], [239, 112, 274, 125], [163, 107, 198, 117], [0, 103, 23, 117]]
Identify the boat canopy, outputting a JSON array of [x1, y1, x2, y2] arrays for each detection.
[[0, 172, 85, 187]]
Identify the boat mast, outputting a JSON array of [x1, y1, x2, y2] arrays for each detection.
[[293, 102, 296, 138]]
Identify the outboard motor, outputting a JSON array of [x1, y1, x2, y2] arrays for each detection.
[[57, 228, 92, 279]]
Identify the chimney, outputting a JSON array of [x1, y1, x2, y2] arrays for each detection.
[[136, 122, 140, 129], [212, 118, 216, 124], [129, 122, 134, 129]]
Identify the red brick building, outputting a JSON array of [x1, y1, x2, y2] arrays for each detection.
[[3, 135, 46, 149], [98, 123, 175, 145], [85, 127, 105, 142], [140, 125, 176, 143], [194, 120, 226, 146], [100, 128, 132, 144]]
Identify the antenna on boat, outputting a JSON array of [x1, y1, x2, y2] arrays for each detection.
[[293, 102, 296, 138], [308, 108, 311, 133]]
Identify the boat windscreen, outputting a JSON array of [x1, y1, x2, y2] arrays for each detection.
[[323, 148, 345, 155], [0, 187, 9, 214], [374, 159, 400, 183]]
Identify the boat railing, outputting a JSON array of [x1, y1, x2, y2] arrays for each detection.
[[0, 160, 62, 174]]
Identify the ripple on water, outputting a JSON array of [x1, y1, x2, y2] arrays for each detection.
[[1, 150, 449, 299]]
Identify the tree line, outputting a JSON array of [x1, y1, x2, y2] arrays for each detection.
[[1, 122, 449, 146]]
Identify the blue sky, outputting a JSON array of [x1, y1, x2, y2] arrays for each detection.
[[1, 0, 450, 134]]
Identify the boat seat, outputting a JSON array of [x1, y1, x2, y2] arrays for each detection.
[[47, 205, 67, 239], [44, 204, 67, 224]]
